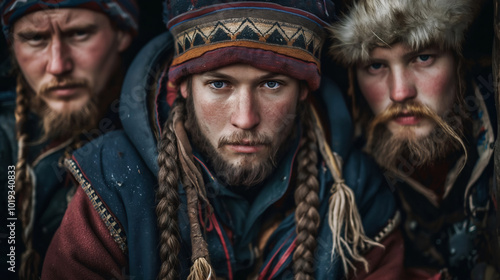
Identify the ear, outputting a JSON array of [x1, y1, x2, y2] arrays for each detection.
[[180, 80, 188, 99], [116, 30, 132, 52], [299, 85, 309, 101]]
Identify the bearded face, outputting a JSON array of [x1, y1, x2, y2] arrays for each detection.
[[364, 100, 465, 172], [356, 43, 466, 172], [181, 64, 307, 188], [12, 8, 132, 141], [28, 76, 99, 141]]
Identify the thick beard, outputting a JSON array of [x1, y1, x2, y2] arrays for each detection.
[[184, 93, 296, 188], [365, 100, 466, 174], [30, 78, 99, 142]]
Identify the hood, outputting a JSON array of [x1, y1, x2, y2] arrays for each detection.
[[119, 32, 173, 176], [119, 32, 354, 177]]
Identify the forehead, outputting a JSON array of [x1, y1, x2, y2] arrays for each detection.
[[12, 8, 108, 32], [368, 43, 420, 60], [366, 42, 451, 61], [197, 64, 293, 80]]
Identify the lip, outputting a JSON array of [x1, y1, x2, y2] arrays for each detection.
[[48, 87, 82, 99], [393, 114, 421, 125], [227, 144, 265, 153]]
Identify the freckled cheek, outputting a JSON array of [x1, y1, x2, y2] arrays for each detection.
[[417, 71, 456, 112], [196, 101, 227, 139], [358, 79, 387, 114], [74, 42, 111, 71], [263, 101, 297, 136], [74, 37, 119, 92], [14, 49, 44, 89]]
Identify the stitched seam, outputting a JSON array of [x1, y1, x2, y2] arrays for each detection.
[[65, 158, 128, 253]]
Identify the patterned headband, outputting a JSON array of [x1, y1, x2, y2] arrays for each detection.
[[166, 1, 336, 91]]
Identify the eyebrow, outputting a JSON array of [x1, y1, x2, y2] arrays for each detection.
[[15, 23, 99, 39], [202, 71, 286, 80]]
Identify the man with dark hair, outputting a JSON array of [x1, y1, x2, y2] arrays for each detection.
[[42, 1, 403, 279], [329, 0, 499, 279], [0, 1, 138, 279]]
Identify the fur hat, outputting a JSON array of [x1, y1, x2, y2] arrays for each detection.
[[1, 0, 139, 39], [164, 0, 337, 91], [329, 0, 478, 65]]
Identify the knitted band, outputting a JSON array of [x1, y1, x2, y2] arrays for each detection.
[[328, 0, 478, 66], [1, 0, 139, 39], [167, 2, 330, 91]]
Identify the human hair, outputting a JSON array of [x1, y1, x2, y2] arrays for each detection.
[[154, 76, 335, 279], [292, 103, 321, 279], [14, 71, 87, 280], [156, 77, 214, 280], [156, 95, 182, 280], [15, 72, 41, 280]]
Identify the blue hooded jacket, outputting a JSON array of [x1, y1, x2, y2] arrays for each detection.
[[62, 32, 398, 279]]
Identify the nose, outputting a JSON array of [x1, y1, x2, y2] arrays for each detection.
[[46, 38, 73, 75], [230, 88, 260, 130], [389, 67, 416, 103]]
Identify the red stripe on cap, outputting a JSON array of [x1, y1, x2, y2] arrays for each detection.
[[167, 1, 328, 28]]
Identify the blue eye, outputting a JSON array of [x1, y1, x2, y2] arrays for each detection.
[[418, 55, 430, 61], [369, 63, 383, 70], [264, 81, 280, 89], [210, 81, 226, 89]]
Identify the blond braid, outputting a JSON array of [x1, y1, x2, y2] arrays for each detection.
[[14, 74, 41, 280], [156, 97, 184, 280], [292, 105, 320, 280]]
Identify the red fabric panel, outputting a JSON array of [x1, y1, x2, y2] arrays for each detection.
[[403, 268, 442, 280], [41, 187, 128, 280], [350, 230, 405, 280]]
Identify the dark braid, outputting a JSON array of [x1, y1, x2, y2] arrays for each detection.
[[293, 105, 320, 280], [156, 96, 185, 280], [15, 74, 41, 280]]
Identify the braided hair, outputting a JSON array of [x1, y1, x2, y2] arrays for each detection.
[[156, 83, 214, 280], [156, 96, 183, 280], [292, 104, 320, 280], [15, 73, 42, 280], [156, 78, 334, 279]]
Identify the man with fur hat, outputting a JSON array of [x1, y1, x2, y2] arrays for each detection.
[[329, 0, 499, 279], [0, 0, 138, 279], [41, 0, 404, 279]]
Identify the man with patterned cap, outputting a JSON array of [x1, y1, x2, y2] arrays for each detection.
[[329, 0, 499, 279], [0, 1, 138, 279], [42, 0, 403, 279]]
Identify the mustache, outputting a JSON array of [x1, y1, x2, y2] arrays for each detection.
[[370, 101, 436, 125], [40, 77, 89, 96], [365, 100, 467, 170], [218, 131, 272, 148]]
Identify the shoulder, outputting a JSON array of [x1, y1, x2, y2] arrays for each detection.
[[71, 129, 156, 198], [69, 130, 157, 232]]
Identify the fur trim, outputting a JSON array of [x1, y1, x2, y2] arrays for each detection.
[[328, 0, 478, 65]]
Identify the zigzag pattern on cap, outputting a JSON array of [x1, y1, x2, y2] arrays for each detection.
[[328, 0, 478, 65], [172, 16, 323, 67]]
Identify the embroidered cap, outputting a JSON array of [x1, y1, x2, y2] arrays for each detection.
[[1, 0, 139, 39], [165, 0, 337, 91]]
